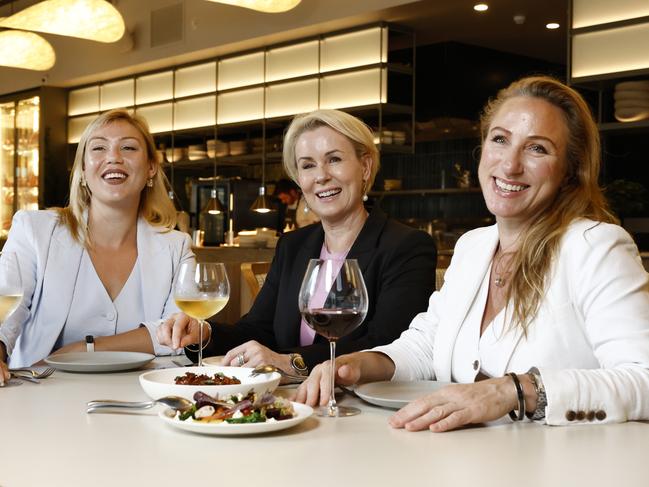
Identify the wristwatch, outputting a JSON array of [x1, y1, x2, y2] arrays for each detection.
[[526, 366, 547, 420], [289, 353, 308, 376], [85, 335, 95, 353]]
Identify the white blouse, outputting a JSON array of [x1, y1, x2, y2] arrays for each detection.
[[55, 250, 145, 349]]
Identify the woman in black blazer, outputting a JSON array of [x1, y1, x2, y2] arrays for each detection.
[[157, 109, 436, 375]]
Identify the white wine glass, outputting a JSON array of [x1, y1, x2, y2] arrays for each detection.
[[174, 261, 229, 366], [298, 259, 368, 417], [0, 251, 23, 325]]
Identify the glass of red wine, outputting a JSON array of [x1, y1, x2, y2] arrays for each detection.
[[298, 258, 368, 417]]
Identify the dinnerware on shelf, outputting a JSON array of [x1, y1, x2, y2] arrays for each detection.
[[158, 401, 313, 436], [355, 380, 451, 409], [0, 251, 23, 325], [138, 365, 281, 401], [298, 259, 368, 417], [44, 351, 155, 373], [614, 81, 649, 122], [174, 261, 229, 367]]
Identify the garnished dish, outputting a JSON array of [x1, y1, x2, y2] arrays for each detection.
[[177, 391, 295, 424], [158, 390, 313, 436], [174, 372, 241, 386]]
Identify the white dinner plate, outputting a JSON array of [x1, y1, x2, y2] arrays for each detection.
[[159, 402, 313, 436], [201, 356, 225, 366], [45, 351, 155, 373], [355, 380, 451, 409]]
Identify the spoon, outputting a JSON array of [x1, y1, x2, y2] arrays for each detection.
[[251, 364, 306, 383], [86, 395, 195, 414]]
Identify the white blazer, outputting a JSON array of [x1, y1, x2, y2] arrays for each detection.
[[0, 210, 193, 367], [375, 219, 649, 425]]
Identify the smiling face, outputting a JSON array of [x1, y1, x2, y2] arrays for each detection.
[[478, 96, 569, 230], [83, 119, 156, 211], [295, 125, 371, 225]]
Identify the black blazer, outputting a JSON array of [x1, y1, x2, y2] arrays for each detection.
[[198, 207, 437, 368]]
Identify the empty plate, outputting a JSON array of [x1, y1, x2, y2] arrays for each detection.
[[45, 351, 155, 373], [355, 380, 451, 409]]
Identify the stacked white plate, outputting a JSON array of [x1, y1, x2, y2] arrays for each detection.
[[614, 80, 649, 122]]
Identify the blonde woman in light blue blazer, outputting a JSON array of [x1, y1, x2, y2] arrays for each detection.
[[297, 77, 649, 429], [0, 110, 197, 381]]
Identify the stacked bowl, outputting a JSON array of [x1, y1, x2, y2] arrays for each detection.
[[614, 80, 649, 122]]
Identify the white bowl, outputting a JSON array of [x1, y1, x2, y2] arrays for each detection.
[[139, 365, 280, 401]]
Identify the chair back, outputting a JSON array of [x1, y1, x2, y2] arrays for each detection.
[[240, 261, 271, 315]]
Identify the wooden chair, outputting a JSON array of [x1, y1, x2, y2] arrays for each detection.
[[240, 261, 271, 316], [435, 267, 447, 291]]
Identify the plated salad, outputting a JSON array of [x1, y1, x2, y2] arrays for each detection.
[[177, 391, 296, 424]]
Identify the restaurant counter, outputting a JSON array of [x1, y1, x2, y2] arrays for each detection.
[[1, 357, 648, 486], [193, 245, 276, 324]]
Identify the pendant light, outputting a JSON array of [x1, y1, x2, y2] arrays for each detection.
[[0, 30, 55, 71], [202, 67, 226, 216], [204, 0, 301, 13], [0, 0, 125, 43], [250, 51, 275, 214]]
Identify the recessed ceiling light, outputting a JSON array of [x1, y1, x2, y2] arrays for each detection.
[[546, 22, 560, 29], [474, 3, 488, 12]]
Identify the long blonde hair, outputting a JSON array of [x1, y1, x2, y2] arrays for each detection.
[[282, 109, 380, 195], [57, 109, 176, 246], [480, 76, 617, 333]]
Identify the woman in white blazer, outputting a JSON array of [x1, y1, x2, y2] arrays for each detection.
[[297, 76, 649, 429], [0, 110, 196, 381]]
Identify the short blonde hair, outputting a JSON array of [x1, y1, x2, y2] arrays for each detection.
[[58, 109, 176, 246], [282, 109, 380, 193]]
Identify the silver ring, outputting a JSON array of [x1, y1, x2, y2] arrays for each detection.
[[236, 352, 245, 367]]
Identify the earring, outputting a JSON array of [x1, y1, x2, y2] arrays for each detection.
[[146, 178, 154, 188], [80, 178, 87, 187], [362, 194, 368, 202], [361, 179, 368, 202]]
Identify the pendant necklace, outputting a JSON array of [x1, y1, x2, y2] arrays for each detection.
[[492, 247, 513, 288]]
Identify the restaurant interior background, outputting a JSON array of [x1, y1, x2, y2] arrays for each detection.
[[0, 0, 648, 256]]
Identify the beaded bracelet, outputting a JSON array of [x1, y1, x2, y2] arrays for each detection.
[[185, 324, 212, 352], [507, 372, 526, 421]]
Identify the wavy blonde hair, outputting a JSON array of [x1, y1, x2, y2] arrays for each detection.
[[480, 76, 617, 333], [282, 109, 380, 195], [57, 109, 176, 247]]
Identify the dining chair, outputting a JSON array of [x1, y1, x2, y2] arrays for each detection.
[[240, 261, 271, 315], [435, 267, 447, 291]]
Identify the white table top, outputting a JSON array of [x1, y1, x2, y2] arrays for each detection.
[[2, 358, 649, 487]]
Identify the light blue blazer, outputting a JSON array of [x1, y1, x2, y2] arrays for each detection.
[[0, 210, 193, 367]]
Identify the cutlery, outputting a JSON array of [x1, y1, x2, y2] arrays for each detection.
[[9, 373, 40, 384], [10, 367, 55, 379], [250, 364, 306, 383], [86, 395, 231, 414]]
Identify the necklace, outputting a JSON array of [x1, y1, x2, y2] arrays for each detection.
[[492, 247, 513, 288]]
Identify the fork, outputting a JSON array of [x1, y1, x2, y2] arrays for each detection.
[[9, 373, 40, 384], [10, 367, 55, 379]]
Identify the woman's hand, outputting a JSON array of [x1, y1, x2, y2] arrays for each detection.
[[295, 354, 363, 407], [0, 360, 9, 386], [388, 376, 518, 432], [156, 312, 205, 349], [221, 341, 291, 372]]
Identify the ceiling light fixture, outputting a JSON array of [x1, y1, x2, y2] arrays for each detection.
[[0, 0, 125, 43], [0, 30, 56, 71], [546, 22, 560, 29], [473, 3, 489, 12], [204, 0, 301, 13]]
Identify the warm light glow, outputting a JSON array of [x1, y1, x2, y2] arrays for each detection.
[[204, 0, 301, 13], [473, 3, 488, 12], [0, 31, 55, 71], [572, 0, 649, 28], [546, 22, 560, 29], [0, 0, 125, 43]]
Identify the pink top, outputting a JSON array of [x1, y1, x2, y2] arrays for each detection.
[[299, 245, 350, 346]]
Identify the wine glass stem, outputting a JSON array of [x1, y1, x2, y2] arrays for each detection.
[[327, 339, 337, 416], [197, 319, 204, 367]]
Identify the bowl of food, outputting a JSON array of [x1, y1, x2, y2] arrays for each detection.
[[139, 365, 281, 401]]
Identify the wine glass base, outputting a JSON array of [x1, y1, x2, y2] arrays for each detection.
[[315, 405, 361, 417]]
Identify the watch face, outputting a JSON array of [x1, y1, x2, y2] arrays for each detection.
[[291, 354, 307, 373]]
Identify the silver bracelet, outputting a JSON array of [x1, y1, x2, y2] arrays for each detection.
[[526, 366, 547, 420], [185, 324, 212, 353]]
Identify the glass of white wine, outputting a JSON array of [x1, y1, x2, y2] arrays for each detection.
[[174, 261, 229, 366], [0, 252, 22, 324]]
